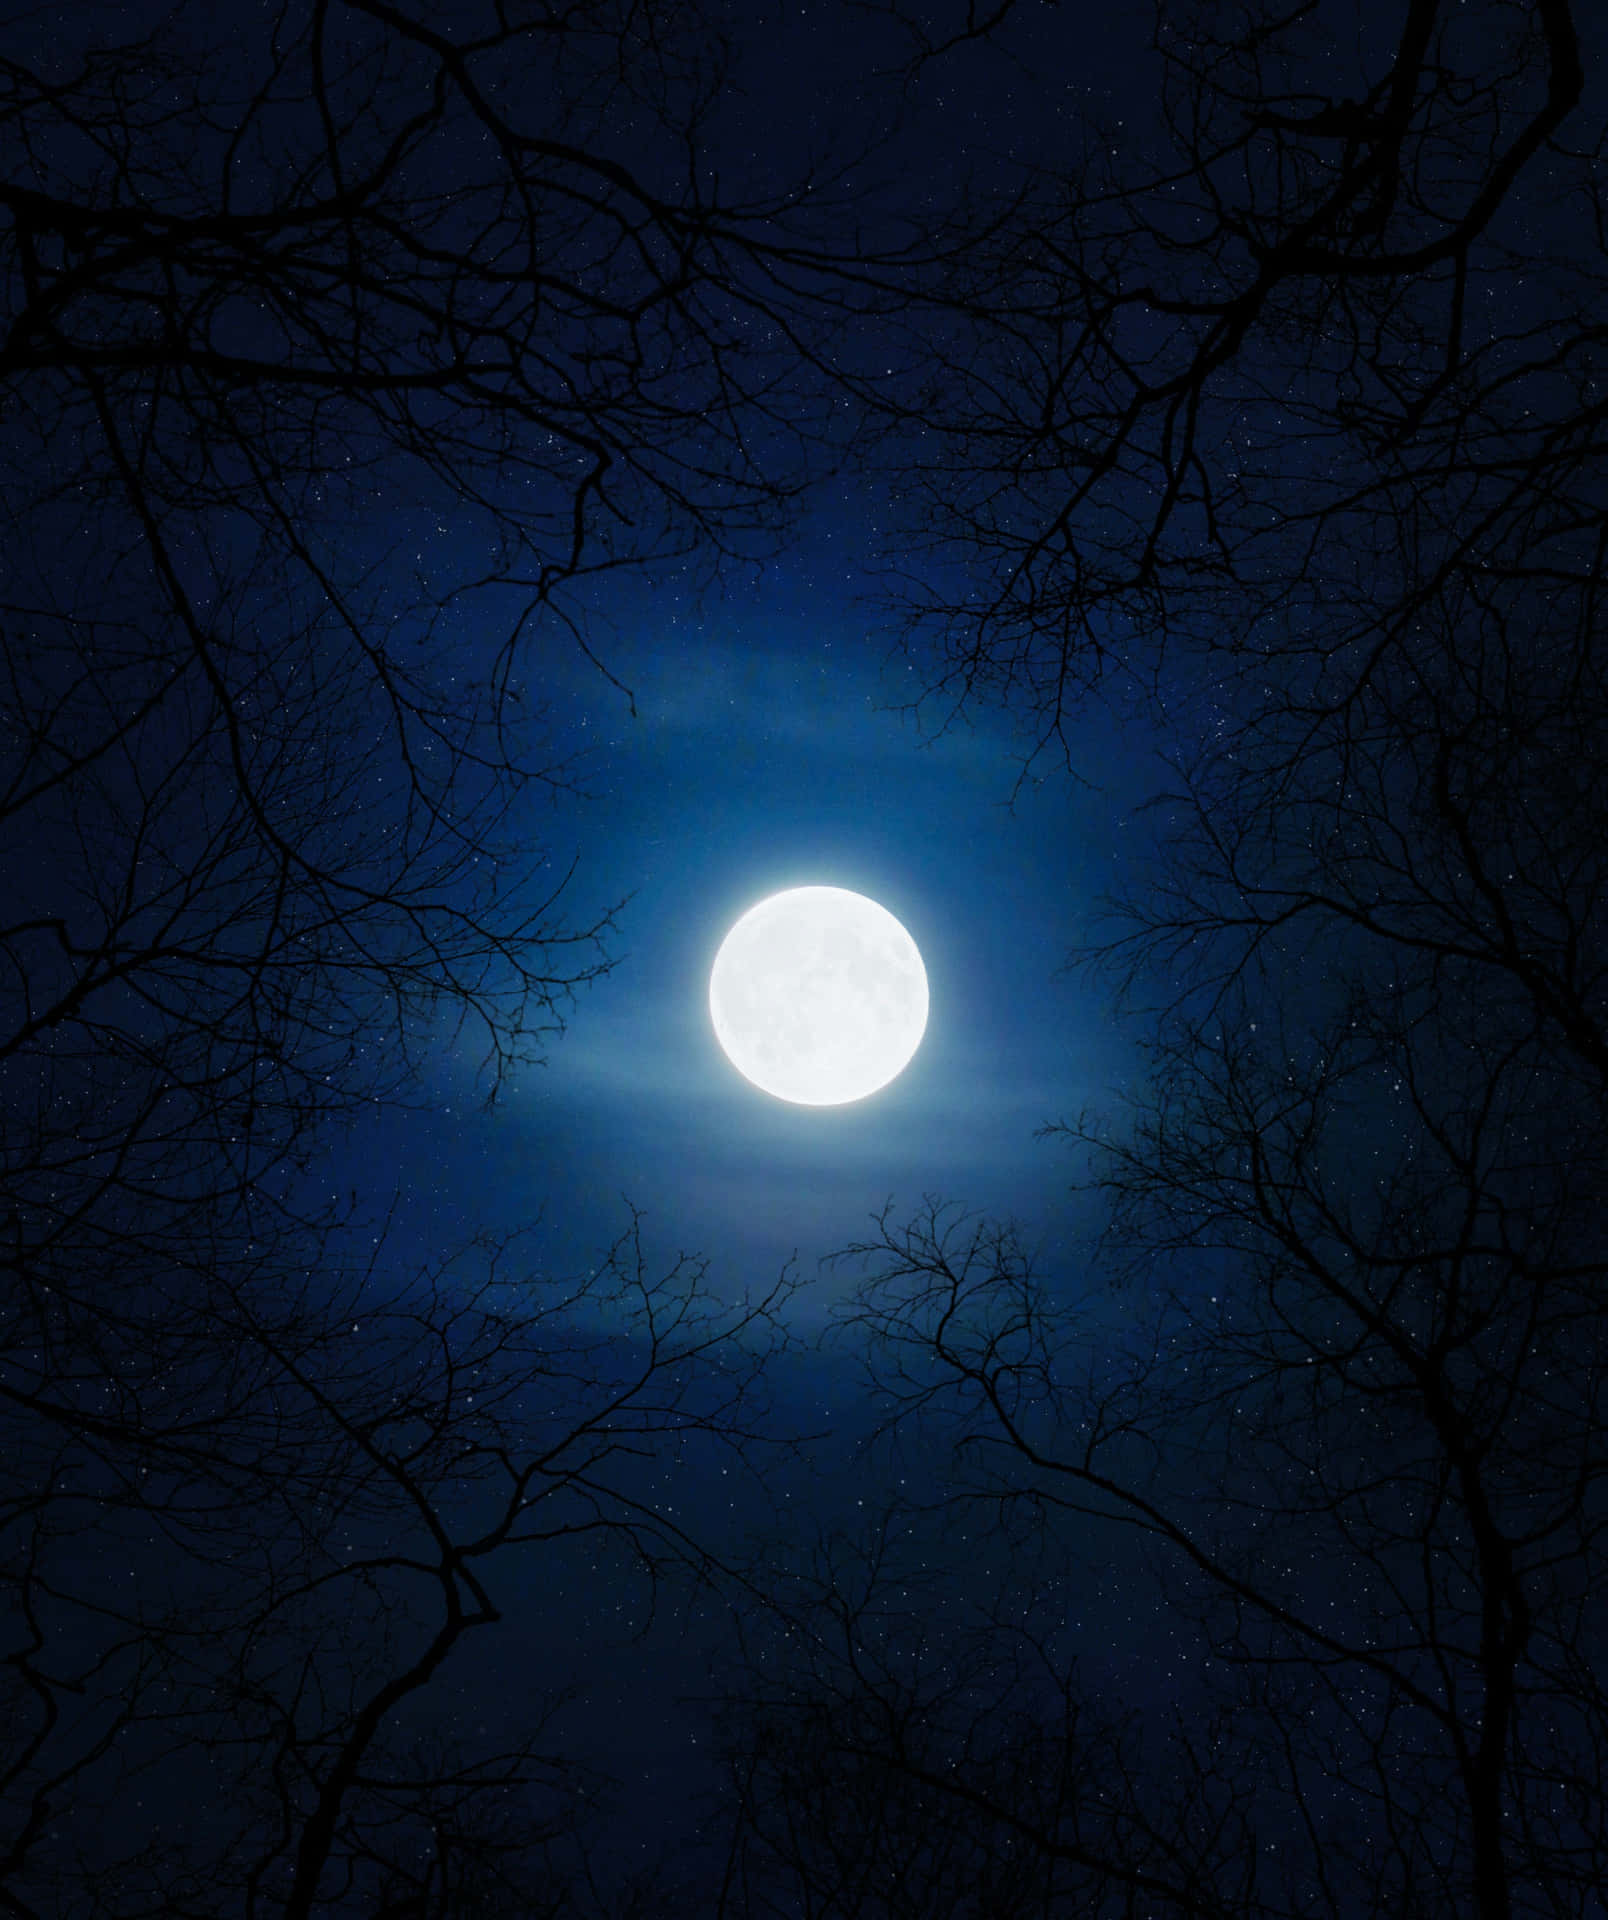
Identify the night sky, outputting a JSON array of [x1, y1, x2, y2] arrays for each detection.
[[352, 511, 1167, 1885], [412, 565, 1141, 1305], [6, 2, 1607, 1917]]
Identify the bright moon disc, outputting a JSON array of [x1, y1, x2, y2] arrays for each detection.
[[709, 887, 929, 1106]]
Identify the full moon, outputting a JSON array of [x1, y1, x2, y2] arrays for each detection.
[[709, 886, 929, 1106]]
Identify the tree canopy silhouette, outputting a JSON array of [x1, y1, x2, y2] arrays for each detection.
[[0, 0, 877, 1907], [716, 4, 1608, 1917]]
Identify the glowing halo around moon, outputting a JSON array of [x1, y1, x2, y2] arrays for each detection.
[[709, 887, 929, 1106]]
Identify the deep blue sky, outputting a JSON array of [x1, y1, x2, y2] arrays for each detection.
[[387, 520, 1163, 1323], [323, 493, 1191, 1887], [23, 0, 1204, 1889], [306, 0, 1179, 1336], [291, 10, 1200, 1835], [16, 2, 1607, 1910]]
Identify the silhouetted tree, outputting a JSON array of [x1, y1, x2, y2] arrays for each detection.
[[711, 1508, 1256, 1919], [0, 0, 874, 1907], [717, 4, 1608, 1917], [887, 0, 1589, 762], [3, 1206, 800, 1914]]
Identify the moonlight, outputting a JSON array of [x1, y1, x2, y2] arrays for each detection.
[[708, 886, 929, 1106]]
